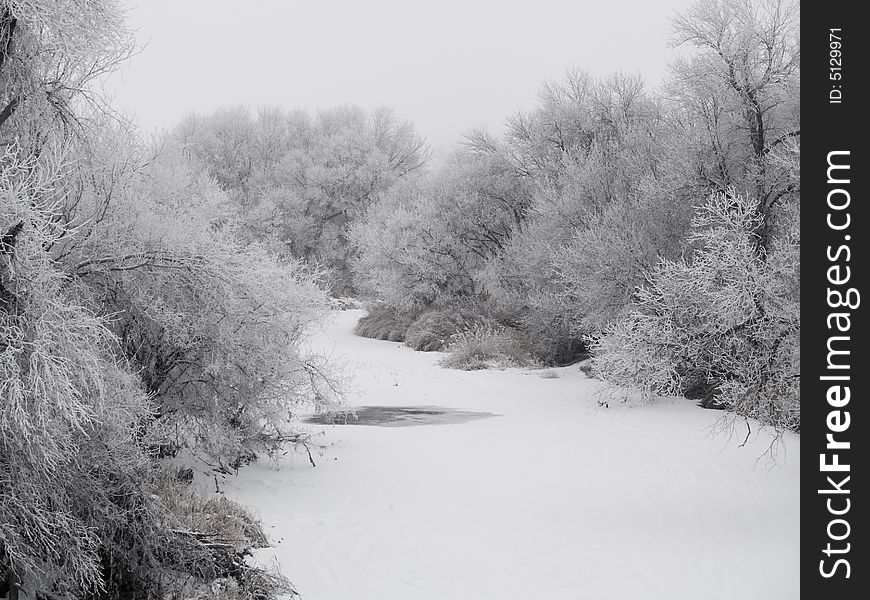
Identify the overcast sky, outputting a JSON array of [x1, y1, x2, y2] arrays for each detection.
[[108, 0, 693, 151]]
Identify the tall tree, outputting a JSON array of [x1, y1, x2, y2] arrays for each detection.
[[668, 0, 800, 252]]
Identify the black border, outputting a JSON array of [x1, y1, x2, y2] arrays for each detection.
[[803, 1, 865, 596]]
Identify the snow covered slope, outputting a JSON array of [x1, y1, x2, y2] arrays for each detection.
[[222, 310, 799, 600]]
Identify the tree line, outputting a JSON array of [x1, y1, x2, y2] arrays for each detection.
[[356, 0, 797, 431], [170, 7, 799, 436]]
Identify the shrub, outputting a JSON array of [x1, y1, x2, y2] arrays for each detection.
[[592, 192, 800, 432], [353, 303, 413, 342], [62, 138, 342, 470], [149, 470, 297, 600], [479, 221, 586, 366], [440, 323, 535, 370], [405, 310, 481, 352]]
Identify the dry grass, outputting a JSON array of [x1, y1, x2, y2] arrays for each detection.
[[440, 323, 535, 370], [155, 471, 269, 549], [150, 470, 297, 600], [353, 304, 412, 342], [405, 310, 479, 352]]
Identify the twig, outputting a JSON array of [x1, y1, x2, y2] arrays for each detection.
[[738, 419, 752, 448]]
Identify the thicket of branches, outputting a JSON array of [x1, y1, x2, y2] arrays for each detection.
[[350, 0, 800, 432], [1, 1, 337, 598], [64, 129, 340, 469], [592, 192, 800, 432]]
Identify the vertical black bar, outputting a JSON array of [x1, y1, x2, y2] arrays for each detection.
[[803, 0, 865, 596]]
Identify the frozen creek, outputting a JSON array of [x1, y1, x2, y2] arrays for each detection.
[[221, 310, 799, 600]]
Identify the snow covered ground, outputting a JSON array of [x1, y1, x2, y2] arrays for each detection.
[[222, 309, 799, 600]]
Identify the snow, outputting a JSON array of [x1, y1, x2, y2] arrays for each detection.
[[221, 309, 799, 600]]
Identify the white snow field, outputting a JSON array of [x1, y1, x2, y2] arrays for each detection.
[[222, 310, 800, 600]]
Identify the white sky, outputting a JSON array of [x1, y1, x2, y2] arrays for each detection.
[[108, 0, 693, 151]]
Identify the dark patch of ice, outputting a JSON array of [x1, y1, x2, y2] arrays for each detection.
[[304, 405, 497, 427]]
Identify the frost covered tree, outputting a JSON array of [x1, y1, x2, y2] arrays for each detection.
[[1, 143, 155, 598], [350, 149, 530, 314], [1, 1, 330, 596], [0, 0, 133, 153], [587, 0, 802, 423], [59, 129, 342, 468], [1, 2, 143, 594], [592, 190, 799, 432], [175, 105, 429, 293], [667, 0, 800, 252], [476, 72, 686, 362]]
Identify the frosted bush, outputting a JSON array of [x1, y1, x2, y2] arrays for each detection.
[[441, 323, 535, 370], [592, 191, 800, 432]]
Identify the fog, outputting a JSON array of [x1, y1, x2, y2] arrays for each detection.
[[109, 0, 692, 148]]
